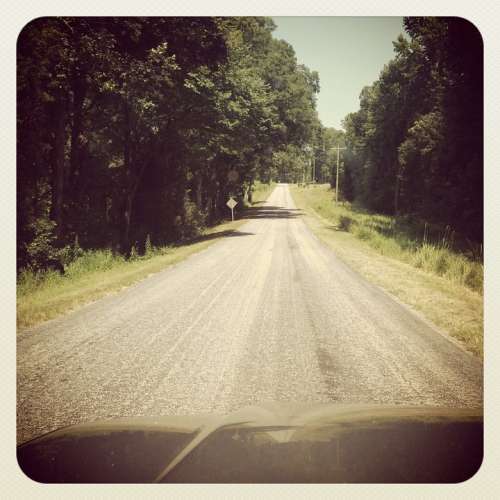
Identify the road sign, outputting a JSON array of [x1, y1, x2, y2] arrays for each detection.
[[226, 197, 237, 209], [226, 197, 237, 221]]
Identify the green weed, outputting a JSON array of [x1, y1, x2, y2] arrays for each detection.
[[292, 184, 483, 293]]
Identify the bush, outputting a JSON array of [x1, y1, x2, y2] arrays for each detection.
[[25, 217, 58, 271], [370, 234, 401, 257], [17, 267, 64, 296], [464, 264, 483, 291], [57, 236, 85, 268], [434, 253, 450, 276], [353, 226, 373, 241], [65, 249, 124, 277], [293, 184, 484, 294], [144, 234, 154, 258], [129, 245, 139, 261], [412, 243, 435, 270], [177, 195, 206, 240], [17, 268, 42, 295], [338, 215, 354, 231]]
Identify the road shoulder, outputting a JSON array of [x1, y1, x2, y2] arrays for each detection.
[[290, 186, 483, 357]]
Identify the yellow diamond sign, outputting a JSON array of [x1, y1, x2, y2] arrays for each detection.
[[226, 197, 237, 210]]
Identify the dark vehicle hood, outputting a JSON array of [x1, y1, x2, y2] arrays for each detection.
[[18, 403, 483, 483]]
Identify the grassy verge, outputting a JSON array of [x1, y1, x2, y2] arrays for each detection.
[[17, 184, 277, 330], [247, 180, 277, 206], [290, 184, 483, 356]]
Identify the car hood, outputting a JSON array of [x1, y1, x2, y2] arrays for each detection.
[[18, 403, 483, 483]]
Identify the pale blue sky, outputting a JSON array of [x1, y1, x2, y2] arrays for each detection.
[[272, 17, 405, 130]]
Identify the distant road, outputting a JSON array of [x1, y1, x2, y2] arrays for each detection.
[[17, 184, 482, 444]]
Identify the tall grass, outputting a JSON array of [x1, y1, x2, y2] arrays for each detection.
[[247, 181, 276, 206], [17, 249, 124, 297], [295, 185, 483, 293], [17, 186, 272, 329], [17, 242, 178, 299]]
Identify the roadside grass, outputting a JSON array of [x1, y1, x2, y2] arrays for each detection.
[[246, 180, 277, 206], [290, 184, 483, 356], [17, 184, 275, 330], [293, 185, 483, 293]]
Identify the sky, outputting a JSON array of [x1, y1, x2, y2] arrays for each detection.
[[272, 17, 405, 130]]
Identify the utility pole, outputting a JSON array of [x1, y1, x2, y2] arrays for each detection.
[[334, 145, 346, 204], [303, 144, 313, 186], [322, 136, 325, 184], [312, 151, 316, 184]]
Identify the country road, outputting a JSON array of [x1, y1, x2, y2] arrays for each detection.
[[17, 184, 483, 444]]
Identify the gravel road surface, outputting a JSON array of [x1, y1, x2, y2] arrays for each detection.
[[17, 184, 483, 444]]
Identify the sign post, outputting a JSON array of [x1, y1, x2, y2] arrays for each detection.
[[226, 197, 237, 221]]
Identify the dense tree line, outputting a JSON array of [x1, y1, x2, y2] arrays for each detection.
[[17, 17, 320, 271], [18, 16, 483, 273], [342, 17, 483, 243], [271, 126, 345, 185]]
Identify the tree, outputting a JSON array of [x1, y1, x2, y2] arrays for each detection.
[[17, 16, 321, 270], [341, 17, 482, 242]]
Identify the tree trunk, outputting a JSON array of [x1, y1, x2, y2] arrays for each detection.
[[196, 175, 203, 210], [247, 178, 254, 204], [69, 77, 86, 184], [121, 194, 133, 255], [394, 172, 401, 216], [120, 100, 132, 254], [50, 100, 66, 240], [119, 100, 151, 255]]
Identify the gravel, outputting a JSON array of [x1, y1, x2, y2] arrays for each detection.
[[17, 184, 483, 444]]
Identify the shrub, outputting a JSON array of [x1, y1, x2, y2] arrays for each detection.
[[17, 268, 42, 295], [464, 264, 483, 292], [293, 184, 484, 294], [57, 236, 85, 268], [371, 235, 401, 257], [144, 234, 154, 258], [25, 217, 58, 271], [412, 243, 434, 270], [129, 245, 139, 261], [353, 226, 373, 241], [338, 215, 354, 231], [178, 195, 206, 239], [434, 252, 450, 276], [65, 249, 124, 277], [17, 267, 64, 296]]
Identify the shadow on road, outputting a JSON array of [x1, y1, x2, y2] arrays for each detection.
[[172, 204, 301, 248], [172, 229, 255, 247], [242, 205, 303, 220]]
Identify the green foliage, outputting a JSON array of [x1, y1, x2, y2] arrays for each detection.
[[17, 248, 126, 296], [65, 250, 126, 277], [247, 181, 277, 206], [272, 145, 308, 183], [353, 225, 373, 241], [177, 195, 207, 240], [464, 265, 483, 291], [57, 236, 85, 267], [24, 217, 58, 271], [295, 185, 483, 293], [338, 215, 354, 232], [17, 17, 320, 272], [144, 234, 153, 258], [342, 17, 482, 243], [17, 268, 62, 296], [128, 245, 139, 261]]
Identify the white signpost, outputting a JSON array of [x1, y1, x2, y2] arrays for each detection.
[[226, 197, 237, 221]]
